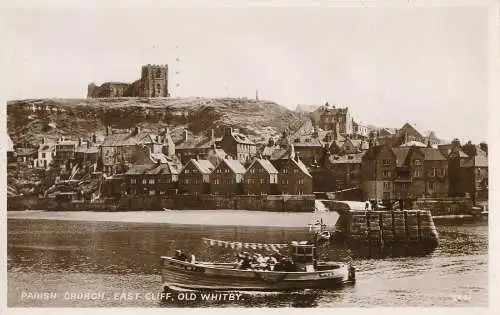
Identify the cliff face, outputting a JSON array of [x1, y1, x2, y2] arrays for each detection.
[[7, 97, 305, 145]]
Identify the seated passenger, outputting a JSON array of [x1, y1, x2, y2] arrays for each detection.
[[237, 253, 252, 270], [173, 249, 188, 261]]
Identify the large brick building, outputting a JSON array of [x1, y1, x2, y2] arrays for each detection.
[[316, 104, 353, 136], [88, 64, 169, 98], [362, 144, 448, 202]]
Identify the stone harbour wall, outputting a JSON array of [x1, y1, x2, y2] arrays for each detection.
[[339, 210, 439, 246], [415, 197, 473, 216], [7, 194, 316, 212]]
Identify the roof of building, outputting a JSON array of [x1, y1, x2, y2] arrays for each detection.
[[291, 136, 323, 147], [15, 147, 37, 156], [221, 158, 246, 174], [75, 146, 99, 154], [392, 147, 411, 166], [247, 158, 278, 174], [400, 140, 427, 148], [175, 136, 213, 150], [57, 140, 78, 146], [328, 152, 366, 164], [181, 159, 215, 174], [230, 131, 255, 145], [39, 143, 56, 152], [420, 147, 447, 161], [291, 158, 312, 177], [463, 155, 488, 168], [125, 162, 179, 176], [270, 147, 291, 160]]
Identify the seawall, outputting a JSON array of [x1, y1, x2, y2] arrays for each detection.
[[7, 195, 316, 212]]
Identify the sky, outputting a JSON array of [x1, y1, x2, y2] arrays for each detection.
[[2, 5, 491, 143]]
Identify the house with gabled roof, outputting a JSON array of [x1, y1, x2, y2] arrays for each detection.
[[178, 159, 215, 195], [210, 158, 246, 195], [219, 127, 257, 164], [124, 161, 179, 196], [272, 152, 313, 195], [243, 158, 279, 195]]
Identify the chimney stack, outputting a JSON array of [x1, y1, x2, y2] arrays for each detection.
[[41, 137, 45, 145], [92, 134, 97, 143], [134, 126, 140, 136], [78, 138, 82, 147], [184, 129, 188, 142]]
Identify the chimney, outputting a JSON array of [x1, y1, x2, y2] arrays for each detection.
[[134, 126, 140, 136], [78, 138, 82, 147], [225, 127, 233, 136], [92, 134, 97, 143], [184, 129, 188, 142], [155, 135, 159, 143], [295, 153, 300, 162], [87, 141, 91, 149], [41, 137, 45, 144]]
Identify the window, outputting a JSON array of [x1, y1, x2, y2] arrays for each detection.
[[156, 69, 162, 78], [382, 159, 391, 166], [429, 182, 435, 190], [383, 182, 391, 190], [413, 170, 420, 177], [148, 179, 155, 185], [401, 183, 409, 189], [130, 178, 137, 184], [283, 168, 288, 174], [299, 178, 304, 185], [149, 190, 156, 195], [42, 153, 46, 158], [383, 171, 391, 178], [414, 159, 422, 166], [441, 168, 446, 176], [142, 179, 147, 185], [260, 179, 264, 184], [159, 190, 165, 195], [294, 169, 298, 174]]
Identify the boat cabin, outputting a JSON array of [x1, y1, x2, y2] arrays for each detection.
[[290, 241, 317, 272]]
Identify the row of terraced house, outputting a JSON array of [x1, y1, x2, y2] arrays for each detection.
[[8, 103, 488, 204]]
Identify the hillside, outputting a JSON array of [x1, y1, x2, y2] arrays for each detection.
[[7, 97, 306, 145]]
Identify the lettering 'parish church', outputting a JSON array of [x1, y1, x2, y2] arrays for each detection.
[[87, 64, 169, 98]]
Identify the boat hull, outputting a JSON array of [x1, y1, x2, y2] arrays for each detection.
[[160, 257, 354, 291]]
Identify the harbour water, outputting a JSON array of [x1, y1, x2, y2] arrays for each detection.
[[7, 213, 488, 307]]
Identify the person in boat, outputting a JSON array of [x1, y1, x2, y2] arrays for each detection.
[[173, 249, 188, 261], [237, 252, 252, 270]]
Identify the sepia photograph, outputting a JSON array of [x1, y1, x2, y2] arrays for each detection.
[[2, 0, 495, 311]]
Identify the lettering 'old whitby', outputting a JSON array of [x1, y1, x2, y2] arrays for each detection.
[[6, 6, 490, 309]]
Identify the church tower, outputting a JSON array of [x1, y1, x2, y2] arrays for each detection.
[[139, 64, 170, 97]]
